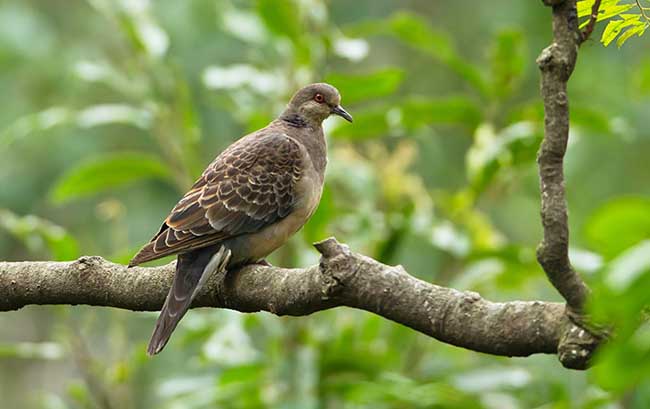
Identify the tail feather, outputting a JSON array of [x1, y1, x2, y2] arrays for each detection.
[[147, 245, 231, 355]]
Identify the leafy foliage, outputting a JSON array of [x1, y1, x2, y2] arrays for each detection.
[[578, 0, 650, 46], [49, 153, 173, 204], [0, 1, 649, 408]]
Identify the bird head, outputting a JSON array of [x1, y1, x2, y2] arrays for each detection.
[[286, 83, 353, 125]]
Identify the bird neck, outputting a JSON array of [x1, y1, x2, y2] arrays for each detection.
[[279, 111, 309, 128], [274, 113, 328, 179], [301, 127, 327, 179], [279, 106, 326, 130]]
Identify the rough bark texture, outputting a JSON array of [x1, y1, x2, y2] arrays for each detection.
[[0, 238, 587, 362], [536, 0, 602, 369]]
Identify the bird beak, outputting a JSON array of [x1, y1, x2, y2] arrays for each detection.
[[331, 105, 353, 122]]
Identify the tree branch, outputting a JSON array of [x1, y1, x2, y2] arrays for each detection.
[[0, 238, 594, 367], [580, 0, 602, 43], [536, 0, 602, 369]]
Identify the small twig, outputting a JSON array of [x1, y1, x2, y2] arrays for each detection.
[[636, 0, 650, 22], [581, 0, 603, 43]]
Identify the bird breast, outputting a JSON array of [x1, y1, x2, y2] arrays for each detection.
[[232, 159, 323, 264]]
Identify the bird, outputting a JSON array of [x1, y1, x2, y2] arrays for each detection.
[[129, 83, 352, 355]]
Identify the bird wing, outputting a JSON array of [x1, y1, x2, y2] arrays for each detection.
[[129, 132, 303, 266]]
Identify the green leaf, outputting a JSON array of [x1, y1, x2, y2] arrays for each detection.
[[589, 240, 650, 392], [633, 57, 650, 94], [571, 106, 613, 132], [387, 11, 455, 61], [599, 4, 637, 21], [466, 122, 541, 193], [0, 209, 79, 260], [401, 96, 483, 129], [50, 152, 173, 204], [577, 0, 621, 17], [331, 106, 389, 140], [602, 14, 641, 46], [345, 12, 488, 95], [0, 107, 72, 150], [585, 197, 650, 258], [604, 240, 650, 292], [577, 0, 597, 18], [617, 22, 649, 46], [330, 96, 481, 140], [256, 0, 301, 41], [489, 29, 526, 99], [0, 104, 152, 151], [388, 12, 487, 95], [578, 0, 636, 22], [324, 68, 404, 105]]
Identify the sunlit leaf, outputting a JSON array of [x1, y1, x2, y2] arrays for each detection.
[[602, 14, 641, 46], [616, 22, 649, 46], [600, 4, 637, 21], [50, 152, 173, 204], [578, 0, 636, 24]]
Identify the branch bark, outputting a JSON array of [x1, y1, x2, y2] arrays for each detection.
[[536, 0, 602, 369], [0, 238, 592, 366]]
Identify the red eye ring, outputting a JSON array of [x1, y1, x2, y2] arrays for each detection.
[[314, 93, 324, 103]]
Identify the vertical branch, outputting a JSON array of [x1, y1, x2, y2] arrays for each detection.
[[536, 0, 604, 369], [536, 0, 589, 314]]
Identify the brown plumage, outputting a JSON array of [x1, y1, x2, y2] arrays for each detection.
[[129, 83, 352, 355]]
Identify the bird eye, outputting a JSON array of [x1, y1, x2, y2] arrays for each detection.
[[314, 93, 324, 103]]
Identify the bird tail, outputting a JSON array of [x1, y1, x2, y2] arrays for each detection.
[[147, 245, 231, 355]]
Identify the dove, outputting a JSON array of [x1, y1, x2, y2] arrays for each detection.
[[129, 83, 352, 355]]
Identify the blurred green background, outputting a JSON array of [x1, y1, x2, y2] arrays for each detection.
[[1, 0, 650, 408]]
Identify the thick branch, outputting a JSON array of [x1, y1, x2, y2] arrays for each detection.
[[0, 238, 592, 366], [537, 0, 600, 369]]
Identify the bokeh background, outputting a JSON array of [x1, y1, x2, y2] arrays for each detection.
[[1, 0, 650, 408]]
